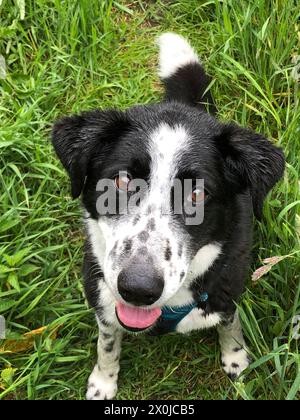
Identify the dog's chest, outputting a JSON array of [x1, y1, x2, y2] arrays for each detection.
[[150, 286, 222, 335]]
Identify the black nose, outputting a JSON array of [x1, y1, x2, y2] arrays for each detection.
[[117, 261, 164, 306]]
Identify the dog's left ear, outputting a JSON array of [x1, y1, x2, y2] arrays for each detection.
[[216, 123, 285, 219], [52, 109, 129, 199]]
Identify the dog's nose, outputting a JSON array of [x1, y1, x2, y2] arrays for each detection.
[[117, 262, 164, 306]]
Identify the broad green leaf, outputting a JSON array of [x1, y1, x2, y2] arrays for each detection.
[[7, 272, 20, 292], [269, 199, 282, 208], [3, 247, 32, 267], [0, 265, 14, 274], [3, 254, 15, 267], [18, 264, 39, 277], [0, 300, 16, 313], [1, 368, 16, 385]]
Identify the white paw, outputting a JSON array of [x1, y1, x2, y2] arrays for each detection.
[[86, 365, 118, 400], [221, 347, 250, 380], [157, 32, 200, 78]]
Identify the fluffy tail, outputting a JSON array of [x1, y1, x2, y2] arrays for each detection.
[[157, 33, 216, 114]]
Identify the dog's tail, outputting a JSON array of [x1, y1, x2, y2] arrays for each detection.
[[157, 33, 216, 114]]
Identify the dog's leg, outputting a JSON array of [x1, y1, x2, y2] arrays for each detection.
[[86, 318, 122, 400], [217, 310, 250, 380]]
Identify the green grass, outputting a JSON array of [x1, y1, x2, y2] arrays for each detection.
[[0, 0, 299, 400]]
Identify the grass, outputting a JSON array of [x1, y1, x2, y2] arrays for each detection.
[[0, 0, 299, 400]]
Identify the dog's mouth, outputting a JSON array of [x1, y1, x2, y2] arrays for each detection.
[[115, 302, 161, 332]]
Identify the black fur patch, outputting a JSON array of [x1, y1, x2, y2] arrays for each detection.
[[104, 340, 115, 352], [110, 242, 118, 259], [138, 230, 149, 242], [123, 239, 132, 253], [164, 240, 172, 261], [138, 246, 148, 255], [101, 332, 112, 340], [133, 215, 140, 225], [83, 241, 103, 312], [162, 62, 217, 114], [178, 243, 183, 257], [147, 218, 156, 231], [100, 318, 111, 327]]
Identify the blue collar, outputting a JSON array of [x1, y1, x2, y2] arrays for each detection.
[[158, 292, 209, 333]]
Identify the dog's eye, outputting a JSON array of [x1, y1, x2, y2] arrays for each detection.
[[115, 172, 132, 192], [188, 188, 206, 204]]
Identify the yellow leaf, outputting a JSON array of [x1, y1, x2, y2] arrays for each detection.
[[0, 325, 61, 354], [252, 255, 288, 281], [23, 326, 48, 338]]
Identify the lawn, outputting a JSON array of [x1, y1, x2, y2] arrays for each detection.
[[0, 0, 299, 400]]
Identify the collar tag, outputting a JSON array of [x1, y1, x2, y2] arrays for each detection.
[[199, 292, 208, 302]]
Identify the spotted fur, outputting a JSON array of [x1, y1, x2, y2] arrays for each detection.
[[51, 32, 285, 400]]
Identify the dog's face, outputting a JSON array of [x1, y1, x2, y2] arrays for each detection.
[[52, 100, 284, 330], [82, 104, 229, 312], [52, 34, 284, 331]]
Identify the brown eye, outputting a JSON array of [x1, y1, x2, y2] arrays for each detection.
[[190, 188, 206, 204], [115, 172, 132, 192]]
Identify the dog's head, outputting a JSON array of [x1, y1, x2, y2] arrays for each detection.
[[52, 34, 284, 331]]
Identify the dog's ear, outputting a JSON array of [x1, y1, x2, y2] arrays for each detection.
[[216, 123, 285, 219], [52, 109, 129, 199]]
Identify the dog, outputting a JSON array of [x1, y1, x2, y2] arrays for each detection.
[[51, 33, 285, 400]]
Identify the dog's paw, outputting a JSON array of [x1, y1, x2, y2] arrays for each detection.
[[86, 365, 118, 400], [221, 347, 250, 380]]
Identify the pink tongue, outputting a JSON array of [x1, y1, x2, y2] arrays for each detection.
[[116, 302, 161, 329]]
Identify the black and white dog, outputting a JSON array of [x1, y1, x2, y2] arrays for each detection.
[[51, 33, 285, 400]]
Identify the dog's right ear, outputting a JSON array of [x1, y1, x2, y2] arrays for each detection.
[[51, 109, 129, 199]]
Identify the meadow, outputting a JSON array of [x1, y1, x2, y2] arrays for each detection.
[[0, 0, 299, 400]]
